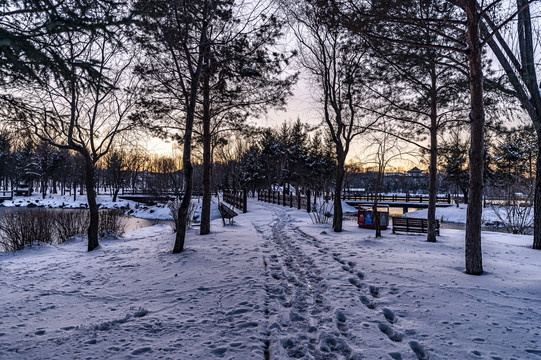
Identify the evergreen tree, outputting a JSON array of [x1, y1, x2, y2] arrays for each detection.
[[14, 142, 35, 187], [0, 131, 12, 190], [240, 145, 265, 193], [493, 126, 536, 200], [30, 141, 61, 198], [288, 1, 375, 232], [287, 119, 310, 191], [440, 133, 469, 203]]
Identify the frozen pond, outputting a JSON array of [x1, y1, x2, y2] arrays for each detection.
[[122, 216, 173, 232]]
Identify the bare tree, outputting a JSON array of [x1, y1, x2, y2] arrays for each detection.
[[18, 20, 138, 251], [196, 1, 295, 235], [103, 149, 129, 202], [363, 126, 414, 237], [361, 4, 470, 242], [287, 2, 378, 232], [135, 0, 215, 253]]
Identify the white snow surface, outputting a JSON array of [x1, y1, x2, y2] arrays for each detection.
[[1, 194, 174, 220], [1, 194, 224, 223], [402, 203, 525, 224], [1, 199, 541, 359]]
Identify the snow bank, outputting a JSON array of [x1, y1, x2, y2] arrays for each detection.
[[1, 194, 225, 222], [403, 203, 514, 224]]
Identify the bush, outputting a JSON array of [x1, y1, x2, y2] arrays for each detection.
[[168, 198, 196, 232], [99, 209, 126, 236], [0, 209, 55, 251], [491, 201, 533, 234], [309, 199, 333, 224], [0, 208, 126, 251], [54, 210, 88, 243]]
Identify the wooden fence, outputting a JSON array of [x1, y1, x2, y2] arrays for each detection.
[[330, 192, 452, 204], [223, 189, 247, 213], [258, 189, 453, 212], [257, 190, 313, 213], [0, 190, 13, 201]]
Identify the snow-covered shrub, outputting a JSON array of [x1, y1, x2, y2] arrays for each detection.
[[53, 209, 125, 242], [168, 198, 197, 232], [0, 209, 54, 251], [98, 209, 126, 236], [54, 210, 88, 243], [309, 199, 333, 224], [491, 201, 533, 234]]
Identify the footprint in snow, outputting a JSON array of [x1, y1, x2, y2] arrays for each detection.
[[348, 277, 363, 288], [360, 295, 376, 310], [409, 341, 429, 359], [369, 285, 380, 298], [332, 253, 346, 264], [382, 308, 397, 324], [378, 323, 403, 342], [210, 347, 227, 356], [389, 286, 399, 295], [335, 310, 347, 332]]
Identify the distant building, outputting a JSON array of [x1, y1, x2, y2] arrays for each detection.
[[407, 167, 425, 177]]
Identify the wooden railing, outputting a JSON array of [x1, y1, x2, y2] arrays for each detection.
[[223, 189, 247, 213], [257, 189, 453, 211], [257, 190, 312, 213], [0, 190, 13, 200], [332, 192, 452, 204]]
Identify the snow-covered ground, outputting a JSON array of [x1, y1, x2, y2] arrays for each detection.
[[1, 199, 541, 359], [1, 194, 224, 223], [403, 203, 531, 225], [1, 193, 172, 220]]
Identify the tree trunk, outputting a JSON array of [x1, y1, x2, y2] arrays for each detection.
[[462, 187, 468, 205], [464, 4, 484, 275], [173, 104, 197, 252], [534, 131, 541, 249], [113, 188, 119, 203], [332, 153, 345, 232], [84, 155, 99, 252], [517, 0, 541, 249], [175, 161, 193, 253], [200, 56, 211, 236], [373, 170, 381, 238], [427, 70, 438, 243], [41, 178, 47, 199], [427, 135, 438, 242]]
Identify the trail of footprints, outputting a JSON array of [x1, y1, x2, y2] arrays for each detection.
[[289, 221, 429, 359], [330, 249, 430, 360], [259, 216, 356, 359], [259, 209, 430, 359]]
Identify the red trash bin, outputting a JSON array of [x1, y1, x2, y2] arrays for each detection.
[[358, 206, 388, 230]]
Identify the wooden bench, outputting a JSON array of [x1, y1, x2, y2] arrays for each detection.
[[218, 202, 238, 225], [391, 217, 440, 235]]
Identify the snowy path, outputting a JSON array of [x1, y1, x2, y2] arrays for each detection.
[[252, 204, 430, 359]]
